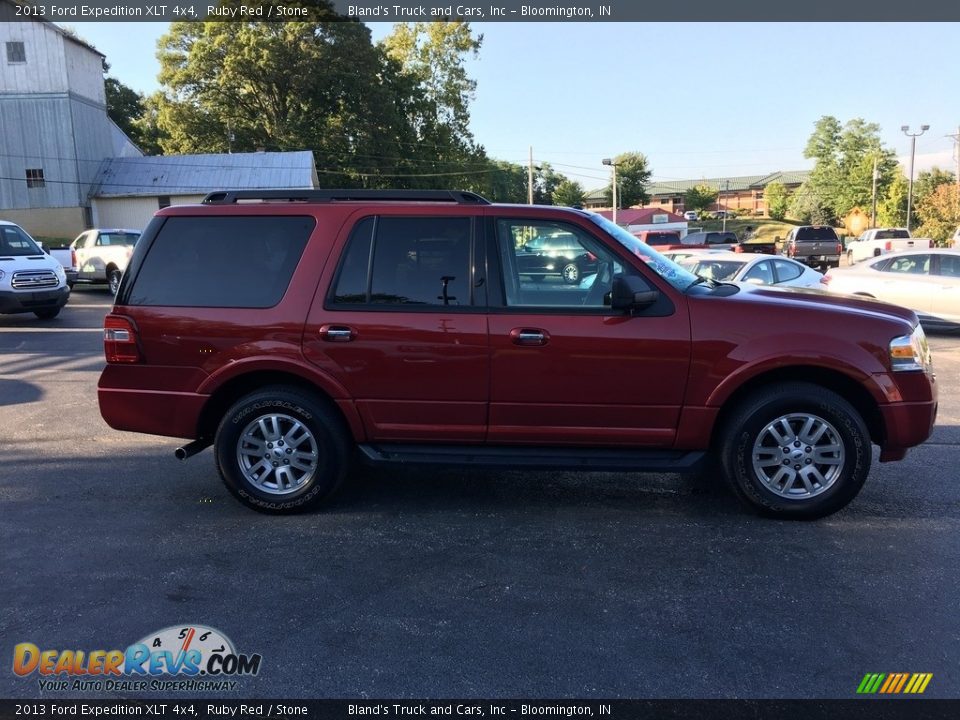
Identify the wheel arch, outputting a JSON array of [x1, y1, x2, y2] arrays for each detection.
[[709, 366, 886, 451], [196, 369, 363, 443]]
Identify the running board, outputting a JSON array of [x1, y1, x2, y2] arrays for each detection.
[[358, 444, 706, 473]]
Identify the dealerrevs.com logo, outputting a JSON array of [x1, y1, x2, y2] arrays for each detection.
[[12, 625, 262, 692]]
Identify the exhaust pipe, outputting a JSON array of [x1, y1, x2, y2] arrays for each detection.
[[175, 438, 212, 461]]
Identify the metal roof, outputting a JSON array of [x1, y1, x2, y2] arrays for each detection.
[[645, 170, 811, 197], [92, 151, 318, 198]]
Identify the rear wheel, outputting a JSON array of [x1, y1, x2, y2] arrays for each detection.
[[561, 262, 580, 284], [718, 382, 871, 519], [107, 268, 122, 295], [214, 387, 349, 513]]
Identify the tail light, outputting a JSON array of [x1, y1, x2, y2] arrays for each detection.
[[836, 243, 843, 254], [788, 244, 796, 257], [104, 314, 141, 363], [884, 241, 892, 252], [820, 274, 832, 285], [734, 245, 744, 253], [70, 249, 77, 269]]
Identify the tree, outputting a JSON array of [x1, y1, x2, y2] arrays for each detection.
[[153, 8, 423, 187], [877, 172, 908, 227], [765, 181, 789, 220], [551, 179, 586, 207], [801, 116, 898, 223], [916, 184, 960, 245], [914, 167, 956, 209], [606, 152, 652, 207], [105, 77, 145, 142], [684, 184, 717, 215], [380, 21, 484, 188], [533, 163, 564, 205]]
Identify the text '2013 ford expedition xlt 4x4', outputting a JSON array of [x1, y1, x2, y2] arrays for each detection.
[[98, 190, 937, 519]]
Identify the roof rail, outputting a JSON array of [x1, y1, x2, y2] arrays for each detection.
[[202, 189, 491, 205]]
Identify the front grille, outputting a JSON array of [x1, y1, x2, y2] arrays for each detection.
[[11, 270, 58, 289]]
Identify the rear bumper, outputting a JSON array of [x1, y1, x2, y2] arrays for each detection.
[[0, 287, 69, 314], [98, 386, 208, 440]]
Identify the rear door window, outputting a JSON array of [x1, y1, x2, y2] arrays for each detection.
[[330, 216, 475, 308], [796, 227, 839, 242], [127, 216, 313, 307]]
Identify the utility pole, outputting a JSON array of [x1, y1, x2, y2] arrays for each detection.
[[870, 156, 879, 228], [528, 146, 534, 205], [602, 158, 618, 224]]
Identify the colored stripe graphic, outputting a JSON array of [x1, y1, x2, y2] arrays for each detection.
[[857, 673, 932, 694]]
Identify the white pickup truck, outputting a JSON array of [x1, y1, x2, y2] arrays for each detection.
[[71, 228, 141, 294], [845, 228, 931, 264]]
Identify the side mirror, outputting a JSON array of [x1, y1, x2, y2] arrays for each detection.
[[611, 274, 659, 311]]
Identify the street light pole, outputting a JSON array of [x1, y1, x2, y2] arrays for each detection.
[[902, 124, 929, 232], [602, 158, 618, 224]]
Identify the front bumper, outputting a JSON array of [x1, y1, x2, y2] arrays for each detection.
[[0, 286, 69, 315], [876, 370, 938, 460]]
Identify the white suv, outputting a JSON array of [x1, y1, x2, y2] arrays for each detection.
[[0, 220, 70, 319]]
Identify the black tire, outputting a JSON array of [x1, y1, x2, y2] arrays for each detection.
[[107, 268, 122, 295], [214, 386, 350, 513], [561, 262, 580, 284], [717, 382, 871, 520], [34, 308, 60, 320]]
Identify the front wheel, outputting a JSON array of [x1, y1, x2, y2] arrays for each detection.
[[34, 308, 60, 320], [718, 382, 871, 519], [214, 387, 349, 513]]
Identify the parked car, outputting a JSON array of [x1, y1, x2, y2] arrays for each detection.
[[845, 228, 931, 264], [782, 225, 843, 271], [71, 228, 141, 294], [683, 211, 699, 221], [677, 252, 826, 289], [823, 249, 960, 330], [98, 189, 937, 520], [0, 219, 70, 319], [515, 230, 597, 284], [710, 210, 735, 219]]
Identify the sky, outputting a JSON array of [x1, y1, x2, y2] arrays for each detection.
[[67, 21, 960, 191]]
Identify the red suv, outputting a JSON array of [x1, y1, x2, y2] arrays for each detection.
[[98, 190, 938, 519]]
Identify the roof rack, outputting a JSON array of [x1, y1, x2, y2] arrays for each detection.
[[202, 189, 491, 205]]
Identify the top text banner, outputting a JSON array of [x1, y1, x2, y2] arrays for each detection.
[[5, 0, 958, 21]]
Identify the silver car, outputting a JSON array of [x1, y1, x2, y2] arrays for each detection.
[[823, 249, 960, 330]]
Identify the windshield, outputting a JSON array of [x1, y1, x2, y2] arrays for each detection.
[[587, 214, 700, 291], [0, 224, 43, 256], [678, 257, 747, 281], [101, 232, 140, 247]]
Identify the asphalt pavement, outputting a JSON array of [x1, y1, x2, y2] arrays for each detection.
[[1, 286, 959, 701]]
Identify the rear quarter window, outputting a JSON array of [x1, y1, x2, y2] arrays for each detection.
[[127, 216, 314, 307]]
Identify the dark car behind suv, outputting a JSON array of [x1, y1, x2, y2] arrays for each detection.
[[98, 190, 937, 520]]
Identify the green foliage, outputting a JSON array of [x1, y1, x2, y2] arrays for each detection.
[[104, 77, 145, 144], [916, 184, 960, 245], [764, 181, 789, 220], [551, 179, 586, 207], [605, 152, 651, 208], [914, 167, 956, 209], [800, 115, 898, 222], [877, 172, 908, 227], [684, 183, 718, 213]]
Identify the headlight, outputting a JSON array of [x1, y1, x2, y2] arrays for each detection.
[[54, 265, 66, 280], [890, 325, 932, 372], [0, 269, 4, 281]]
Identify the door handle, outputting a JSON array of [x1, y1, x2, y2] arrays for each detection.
[[510, 328, 549, 346], [319, 324, 356, 342]]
